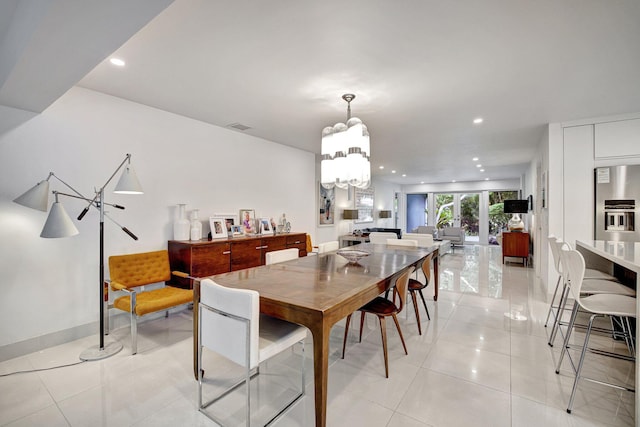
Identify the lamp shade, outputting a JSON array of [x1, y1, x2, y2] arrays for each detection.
[[343, 209, 359, 220], [114, 165, 144, 194], [40, 201, 79, 238], [379, 210, 392, 218], [13, 180, 50, 212]]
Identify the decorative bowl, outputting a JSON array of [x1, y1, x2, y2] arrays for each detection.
[[336, 249, 370, 264]]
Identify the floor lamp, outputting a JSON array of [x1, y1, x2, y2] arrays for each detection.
[[13, 154, 143, 361]]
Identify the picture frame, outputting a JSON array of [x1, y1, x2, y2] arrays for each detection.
[[231, 225, 243, 235], [239, 209, 256, 234], [259, 218, 273, 234], [541, 171, 547, 209], [318, 182, 335, 226], [209, 217, 228, 239], [354, 186, 375, 223], [214, 213, 236, 233]]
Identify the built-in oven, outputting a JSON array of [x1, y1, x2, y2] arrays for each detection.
[[603, 199, 635, 232]]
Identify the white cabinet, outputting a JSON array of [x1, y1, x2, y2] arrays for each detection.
[[563, 125, 595, 245], [595, 118, 640, 159]]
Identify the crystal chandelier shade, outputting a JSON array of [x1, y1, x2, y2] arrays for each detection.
[[321, 94, 371, 189]]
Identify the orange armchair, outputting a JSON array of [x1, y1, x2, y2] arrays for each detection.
[[107, 250, 193, 354]]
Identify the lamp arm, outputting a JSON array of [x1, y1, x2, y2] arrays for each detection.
[[103, 212, 138, 240], [49, 173, 88, 200], [54, 191, 125, 210], [77, 154, 132, 221]]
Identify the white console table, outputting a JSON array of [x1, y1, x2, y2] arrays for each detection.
[[575, 240, 640, 422]]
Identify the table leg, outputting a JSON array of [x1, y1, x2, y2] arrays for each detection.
[[433, 249, 439, 301], [310, 322, 330, 427], [192, 281, 200, 380]]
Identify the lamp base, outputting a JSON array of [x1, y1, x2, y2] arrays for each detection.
[[79, 341, 123, 361]]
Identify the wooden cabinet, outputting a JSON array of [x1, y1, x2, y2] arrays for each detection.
[[231, 239, 264, 270], [168, 232, 307, 288], [168, 240, 231, 288], [285, 234, 307, 256], [502, 232, 530, 267]]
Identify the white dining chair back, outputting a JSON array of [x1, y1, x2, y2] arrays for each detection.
[[369, 232, 398, 244], [403, 233, 434, 247], [265, 248, 299, 265], [198, 278, 307, 426], [316, 241, 339, 253], [387, 238, 418, 247]]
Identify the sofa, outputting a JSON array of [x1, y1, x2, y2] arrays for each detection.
[[439, 226, 465, 246]]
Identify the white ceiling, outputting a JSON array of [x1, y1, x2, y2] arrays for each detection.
[[3, 0, 640, 185]]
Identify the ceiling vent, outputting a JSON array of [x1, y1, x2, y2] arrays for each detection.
[[227, 123, 251, 131]]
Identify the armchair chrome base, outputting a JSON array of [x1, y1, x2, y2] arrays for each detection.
[[79, 341, 123, 361]]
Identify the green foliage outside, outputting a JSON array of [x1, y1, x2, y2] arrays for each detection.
[[424, 190, 518, 241]]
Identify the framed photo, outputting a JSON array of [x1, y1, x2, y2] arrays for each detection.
[[318, 182, 335, 226], [231, 225, 243, 235], [259, 218, 273, 234], [354, 186, 374, 223], [239, 209, 256, 234], [541, 171, 547, 209], [209, 217, 228, 239], [214, 213, 236, 233]]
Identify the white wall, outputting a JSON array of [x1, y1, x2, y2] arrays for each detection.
[[0, 87, 315, 355]]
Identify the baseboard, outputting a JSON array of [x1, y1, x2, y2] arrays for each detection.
[[0, 308, 188, 363]]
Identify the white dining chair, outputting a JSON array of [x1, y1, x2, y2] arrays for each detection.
[[265, 248, 299, 265], [316, 241, 339, 253], [403, 232, 434, 247], [386, 238, 418, 247], [198, 278, 307, 426], [368, 232, 398, 244], [554, 250, 635, 414]]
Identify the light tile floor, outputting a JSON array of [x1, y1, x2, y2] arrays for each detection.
[[0, 245, 635, 426]]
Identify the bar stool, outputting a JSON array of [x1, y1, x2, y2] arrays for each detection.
[[545, 236, 620, 329], [546, 238, 633, 347], [554, 249, 635, 414]]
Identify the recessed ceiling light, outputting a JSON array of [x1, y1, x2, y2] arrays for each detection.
[[473, 118, 483, 124], [420, 181, 425, 184], [472, 157, 479, 161], [452, 180, 456, 183], [391, 170, 396, 174], [402, 174, 406, 177], [109, 57, 125, 67], [485, 178, 489, 180], [476, 164, 482, 168], [379, 165, 384, 169], [480, 169, 485, 172]]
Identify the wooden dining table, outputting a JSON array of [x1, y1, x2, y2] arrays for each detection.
[[192, 242, 440, 427]]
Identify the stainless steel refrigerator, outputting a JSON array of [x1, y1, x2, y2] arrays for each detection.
[[594, 164, 640, 242]]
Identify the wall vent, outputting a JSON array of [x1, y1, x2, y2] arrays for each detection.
[[227, 123, 251, 131]]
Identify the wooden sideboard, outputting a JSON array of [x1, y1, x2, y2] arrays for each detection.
[[502, 231, 530, 267], [168, 232, 307, 288]]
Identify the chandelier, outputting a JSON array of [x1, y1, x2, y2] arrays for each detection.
[[321, 94, 371, 189]]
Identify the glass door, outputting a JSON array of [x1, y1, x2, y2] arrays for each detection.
[[434, 193, 480, 243], [488, 190, 518, 245]]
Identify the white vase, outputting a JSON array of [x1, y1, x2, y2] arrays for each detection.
[[190, 209, 203, 241], [173, 204, 190, 240]]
